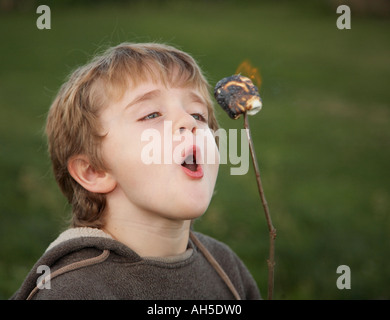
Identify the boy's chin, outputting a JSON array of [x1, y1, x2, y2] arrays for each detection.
[[166, 203, 208, 221], [181, 210, 206, 221]]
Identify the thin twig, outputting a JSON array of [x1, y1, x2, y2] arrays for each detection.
[[244, 112, 276, 300]]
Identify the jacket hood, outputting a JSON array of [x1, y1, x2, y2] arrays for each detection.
[[11, 228, 142, 299], [11, 227, 246, 300], [45, 227, 113, 252], [11, 227, 198, 299]]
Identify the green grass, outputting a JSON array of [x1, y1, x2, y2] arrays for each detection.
[[1, 0, 389, 299]]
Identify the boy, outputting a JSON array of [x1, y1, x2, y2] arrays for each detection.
[[12, 43, 261, 300]]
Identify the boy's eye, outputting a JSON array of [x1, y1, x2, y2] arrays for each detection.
[[141, 112, 161, 121], [191, 113, 207, 122]]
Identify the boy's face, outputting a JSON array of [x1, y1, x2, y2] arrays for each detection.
[[99, 78, 219, 221]]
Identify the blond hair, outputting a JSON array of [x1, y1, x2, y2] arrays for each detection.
[[46, 42, 219, 228]]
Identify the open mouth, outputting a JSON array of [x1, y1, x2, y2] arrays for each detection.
[[181, 154, 198, 172], [181, 146, 203, 179]]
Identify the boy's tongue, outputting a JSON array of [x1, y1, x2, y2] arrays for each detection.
[[183, 163, 197, 172]]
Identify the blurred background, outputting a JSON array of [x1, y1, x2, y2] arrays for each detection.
[[1, 0, 389, 299]]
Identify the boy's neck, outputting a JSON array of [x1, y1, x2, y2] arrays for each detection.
[[102, 215, 191, 258]]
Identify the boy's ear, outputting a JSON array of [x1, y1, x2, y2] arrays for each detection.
[[67, 155, 116, 194]]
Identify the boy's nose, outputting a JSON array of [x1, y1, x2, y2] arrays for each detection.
[[179, 125, 196, 135], [173, 110, 197, 135]]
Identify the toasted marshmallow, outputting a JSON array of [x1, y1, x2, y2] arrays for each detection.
[[214, 75, 262, 119]]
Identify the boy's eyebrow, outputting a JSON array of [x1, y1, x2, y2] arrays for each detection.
[[188, 91, 207, 106], [125, 89, 161, 109]]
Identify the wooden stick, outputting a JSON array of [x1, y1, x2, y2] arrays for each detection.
[[243, 112, 276, 300]]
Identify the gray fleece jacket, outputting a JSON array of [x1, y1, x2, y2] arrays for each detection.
[[11, 227, 261, 300]]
